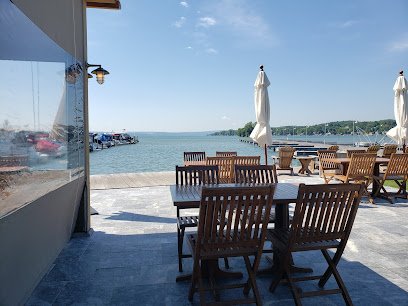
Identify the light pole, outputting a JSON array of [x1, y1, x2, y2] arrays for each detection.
[[352, 121, 358, 146], [293, 127, 296, 142], [306, 126, 309, 142], [324, 123, 328, 144]]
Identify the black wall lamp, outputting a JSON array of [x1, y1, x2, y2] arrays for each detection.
[[87, 63, 110, 84]]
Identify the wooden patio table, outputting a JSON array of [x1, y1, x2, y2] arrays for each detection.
[[171, 182, 301, 282], [294, 156, 315, 175], [330, 157, 389, 196]]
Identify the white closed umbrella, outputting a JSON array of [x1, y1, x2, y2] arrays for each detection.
[[386, 71, 408, 149], [250, 66, 273, 164]]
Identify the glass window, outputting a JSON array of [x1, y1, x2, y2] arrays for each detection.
[[0, 0, 85, 217]]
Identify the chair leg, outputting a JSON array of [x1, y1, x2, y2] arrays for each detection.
[[321, 249, 353, 306], [223, 257, 230, 269], [244, 253, 261, 295], [395, 180, 408, 199], [178, 226, 186, 272], [198, 264, 206, 306], [286, 271, 302, 306], [374, 181, 394, 204], [318, 246, 345, 287], [189, 257, 201, 301], [243, 255, 262, 306], [177, 227, 182, 272]]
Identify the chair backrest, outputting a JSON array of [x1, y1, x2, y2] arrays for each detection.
[[290, 183, 363, 247], [327, 145, 339, 152], [346, 153, 376, 180], [346, 149, 366, 158], [317, 150, 338, 170], [278, 147, 295, 168], [367, 145, 380, 154], [233, 156, 261, 166], [216, 151, 237, 157], [183, 152, 206, 162], [206, 156, 234, 183], [196, 185, 275, 257], [383, 153, 408, 179], [175, 165, 219, 185], [382, 144, 398, 158], [234, 164, 278, 184]]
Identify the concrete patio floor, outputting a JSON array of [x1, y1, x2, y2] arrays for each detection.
[[27, 171, 408, 305]]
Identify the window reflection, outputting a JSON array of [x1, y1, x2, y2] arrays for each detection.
[[0, 0, 85, 217]]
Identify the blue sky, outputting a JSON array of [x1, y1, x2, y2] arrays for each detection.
[[87, 0, 408, 132]]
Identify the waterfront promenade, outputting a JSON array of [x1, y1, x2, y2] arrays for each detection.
[[27, 171, 408, 305]]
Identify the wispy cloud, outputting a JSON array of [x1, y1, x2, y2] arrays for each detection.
[[208, 0, 278, 47], [389, 36, 408, 52], [336, 20, 359, 29], [186, 46, 193, 50], [180, 1, 189, 8], [190, 31, 218, 55], [206, 48, 218, 54], [221, 115, 231, 120], [173, 17, 186, 28], [197, 17, 217, 28]]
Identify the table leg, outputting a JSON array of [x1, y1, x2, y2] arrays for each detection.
[[176, 259, 243, 282], [258, 204, 313, 275], [263, 254, 313, 273]]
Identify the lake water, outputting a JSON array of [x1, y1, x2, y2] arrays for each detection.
[[89, 133, 393, 175]]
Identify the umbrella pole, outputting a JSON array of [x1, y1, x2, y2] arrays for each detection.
[[264, 144, 268, 165], [403, 140, 406, 153]]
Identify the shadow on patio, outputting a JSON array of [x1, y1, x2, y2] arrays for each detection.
[[27, 230, 408, 305], [27, 185, 408, 305], [106, 211, 176, 223]]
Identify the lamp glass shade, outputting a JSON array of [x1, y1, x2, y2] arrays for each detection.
[[91, 67, 109, 85], [96, 72, 104, 84]]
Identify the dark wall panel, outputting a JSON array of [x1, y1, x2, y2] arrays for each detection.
[[0, 177, 85, 306]]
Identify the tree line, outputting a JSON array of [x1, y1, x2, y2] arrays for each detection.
[[209, 119, 396, 137]]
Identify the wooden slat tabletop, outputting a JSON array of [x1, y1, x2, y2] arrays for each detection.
[[170, 183, 299, 208]]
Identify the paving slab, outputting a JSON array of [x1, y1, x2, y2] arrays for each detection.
[[27, 172, 408, 305]]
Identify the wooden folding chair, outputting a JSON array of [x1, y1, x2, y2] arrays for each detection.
[[373, 153, 408, 203], [175, 165, 222, 272], [327, 145, 339, 152], [234, 164, 277, 185], [184, 152, 206, 165], [268, 183, 363, 306], [234, 164, 278, 255], [367, 144, 380, 154], [346, 149, 366, 158], [233, 156, 261, 166], [206, 156, 234, 183], [188, 185, 275, 305], [381, 144, 398, 158], [216, 151, 237, 157], [273, 146, 295, 175], [234, 164, 278, 222], [332, 153, 376, 202], [317, 150, 341, 184], [233, 156, 261, 179]]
